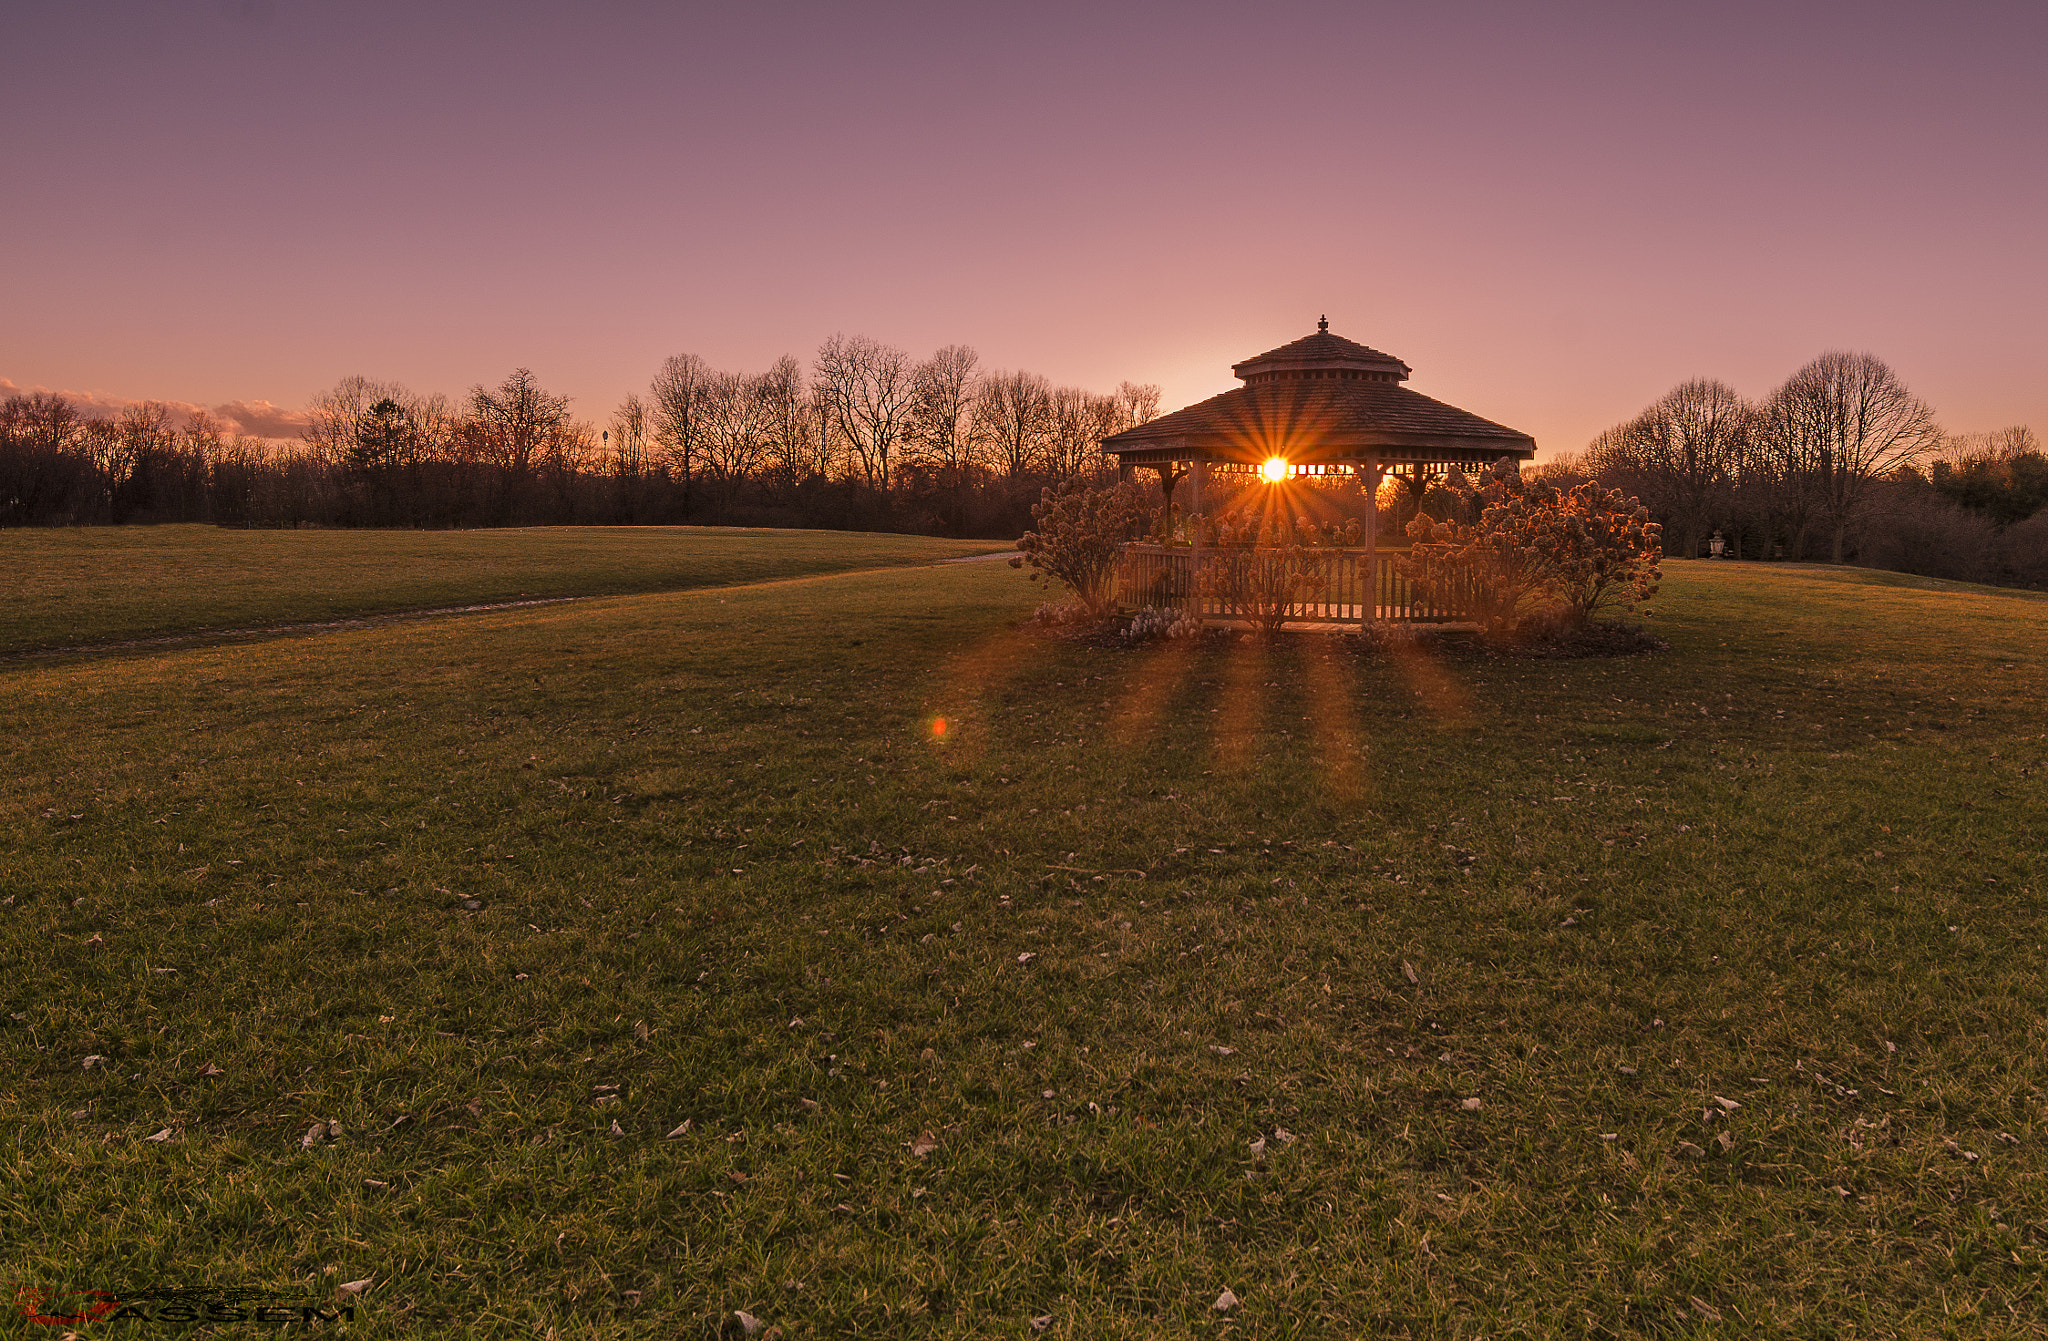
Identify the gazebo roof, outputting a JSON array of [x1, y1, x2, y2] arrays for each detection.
[[1104, 320, 1536, 467], [1231, 325, 1412, 383]]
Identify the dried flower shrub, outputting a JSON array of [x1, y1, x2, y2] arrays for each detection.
[[1010, 480, 1151, 616], [1403, 459, 1662, 639], [1191, 513, 1362, 633]]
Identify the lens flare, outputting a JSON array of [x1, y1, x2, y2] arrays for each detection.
[[930, 716, 948, 738], [1261, 456, 1288, 483]]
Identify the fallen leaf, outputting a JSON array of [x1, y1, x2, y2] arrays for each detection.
[[909, 1131, 939, 1159], [1461, 1098, 1482, 1111], [1716, 1131, 1734, 1152], [667, 1120, 694, 1139], [799, 1098, 820, 1112], [1273, 1127, 1296, 1144], [1016, 952, 1036, 964], [1712, 1096, 1741, 1112], [610, 1120, 625, 1138], [338, 1279, 373, 1296], [197, 1062, 225, 1077], [302, 1122, 329, 1149], [144, 1127, 175, 1142], [1030, 1316, 1052, 1331], [1690, 1296, 1722, 1322], [1402, 961, 1419, 985], [1209, 1045, 1235, 1055], [1675, 1141, 1705, 1158], [1214, 1288, 1240, 1312], [363, 1179, 389, 1188], [1249, 1136, 1267, 1156], [83, 1055, 107, 1070]]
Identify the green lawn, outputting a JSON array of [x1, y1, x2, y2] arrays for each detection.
[[0, 525, 1007, 654], [3, 553, 2044, 1337]]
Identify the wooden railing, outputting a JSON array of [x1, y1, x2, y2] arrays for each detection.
[[1114, 544, 1479, 626]]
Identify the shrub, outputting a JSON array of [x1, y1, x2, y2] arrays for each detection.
[[1192, 512, 1360, 633], [1403, 462, 1662, 638], [1859, 496, 2002, 584], [1029, 598, 1096, 628], [2000, 509, 2048, 588], [1011, 479, 1150, 616], [1122, 605, 1202, 643]]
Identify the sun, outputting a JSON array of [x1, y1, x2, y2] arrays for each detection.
[[1260, 456, 1289, 483]]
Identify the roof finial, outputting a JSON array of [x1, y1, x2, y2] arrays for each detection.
[[1317, 314, 1328, 333]]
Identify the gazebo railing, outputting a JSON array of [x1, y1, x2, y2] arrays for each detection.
[[1115, 543, 1479, 626]]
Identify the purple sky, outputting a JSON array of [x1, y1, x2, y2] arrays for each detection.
[[6, 0, 2044, 454]]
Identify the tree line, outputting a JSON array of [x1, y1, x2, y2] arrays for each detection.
[[1546, 350, 2046, 588], [0, 337, 1159, 537]]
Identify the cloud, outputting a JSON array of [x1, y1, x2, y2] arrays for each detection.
[[210, 398, 311, 439], [0, 378, 310, 442]]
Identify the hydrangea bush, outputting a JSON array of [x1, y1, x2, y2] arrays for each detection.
[[1010, 479, 1151, 617], [1190, 512, 1361, 633], [1403, 459, 1662, 638]]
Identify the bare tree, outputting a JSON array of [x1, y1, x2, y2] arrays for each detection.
[[0, 391, 93, 524], [906, 344, 982, 475], [1584, 378, 1749, 558], [1114, 381, 1162, 431], [608, 394, 652, 477], [812, 333, 915, 490], [1044, 386, 1113, 479], [977, 369, 1052, 480], [1766, 351, 1939, 563], [303, 375, 411, 467], [759, 354, 827, 490], [650, 352, 711, 516], [466, 368, 575, 523], [698, 369, 776, 510]]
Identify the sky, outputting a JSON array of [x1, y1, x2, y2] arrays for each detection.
[[5, 0, 2044, 454]]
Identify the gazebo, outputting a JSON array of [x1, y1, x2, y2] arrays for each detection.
[[1101, 319, 1537, 625]]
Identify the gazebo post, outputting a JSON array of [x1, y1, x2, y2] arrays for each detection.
[[1360, 460, 1386, 626], [1186, 457, 1207, 623], [1154, 462, 1183, 544]]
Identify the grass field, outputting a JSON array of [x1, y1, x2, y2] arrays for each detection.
[[0, 526, 1007, 655], [4, 535, 2045, 1338]]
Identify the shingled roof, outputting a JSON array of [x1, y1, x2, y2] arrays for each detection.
[[1104, 322, 1534, 466], [1231, 325, 1412, 383]]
